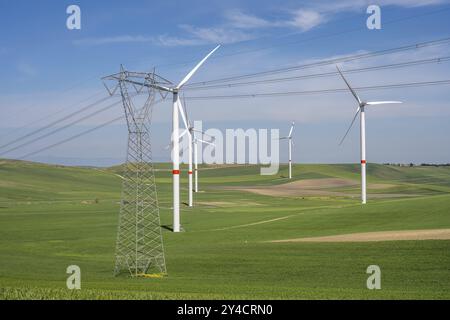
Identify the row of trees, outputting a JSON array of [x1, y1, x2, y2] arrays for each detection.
[[383, 163, 450, 167]]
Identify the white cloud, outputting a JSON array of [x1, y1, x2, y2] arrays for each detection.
[[225, 10, 272, 29], [224, 9, 326, 32], [73, 35, 156, 46], [73, 25, 255, 47], [287, 9, 326, 31], [359, 0, 448, 8], [154, 35, 205, 47], [306, 0, 449, 13], [73, 34, 207, 47], [222, 0, 449, 33], [289, 0, 449, 30], [179, 24, 256, 44], [72, 0, 449, 47]]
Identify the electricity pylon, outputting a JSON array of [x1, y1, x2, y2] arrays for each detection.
[[103, 66, 171, 276]]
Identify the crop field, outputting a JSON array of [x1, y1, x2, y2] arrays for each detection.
[[0, 159, 449, 299]]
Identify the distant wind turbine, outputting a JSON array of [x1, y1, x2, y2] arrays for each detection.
[[280, 122, 295, 179], [193, 132, 215, 193], [178, 100, 215, 203], [336, 65, 402, 204], [177, 99, 194, 207]]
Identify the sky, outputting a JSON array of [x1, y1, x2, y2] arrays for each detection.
[[1, 0, 450, 166]]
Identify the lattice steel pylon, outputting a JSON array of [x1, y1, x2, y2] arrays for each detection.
[[103, 66, 172, 276]]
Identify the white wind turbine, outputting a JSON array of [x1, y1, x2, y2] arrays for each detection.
[[280, 122, 295, 179], [193, 131, 215, 193], [177, 99, 194, 207], [170, 46, 220, 230], [177, 100, 215, 202], [142, 45, 220, 232], [336, 65, 402, 204]]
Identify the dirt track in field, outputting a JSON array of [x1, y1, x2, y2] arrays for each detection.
[[269, 229, 450, 243], [225, 178, 400, 198]]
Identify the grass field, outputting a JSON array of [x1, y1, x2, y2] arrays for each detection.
[[0, 159, 449, 299]]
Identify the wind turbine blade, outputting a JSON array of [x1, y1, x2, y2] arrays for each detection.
[[198, 139, 215, 146], [192, 129, 215, 141], [336, 65, 362, 105], [365, 101, 403, 106], [177, 100, 190, 130], [191, 129, 206, 135], [288, 122, 295, 138], [279, 137, 288, 140], [179, 129, 188, 139], [176, 45, 221, 90], [339, 107, 361, 146]]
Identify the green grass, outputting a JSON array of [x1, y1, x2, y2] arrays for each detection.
[[0, 159, 449, 299]]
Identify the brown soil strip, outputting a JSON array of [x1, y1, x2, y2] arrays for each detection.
[[270, 229, 450, 243], [225, 178, 397, 198]]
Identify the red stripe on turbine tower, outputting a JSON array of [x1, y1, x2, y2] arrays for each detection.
[[173, 170, 180, 175], [361, 160, 367, 164]]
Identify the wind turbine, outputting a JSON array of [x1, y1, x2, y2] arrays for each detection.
[[336, 65, 402, 204], [177, 100, 215, 202], [168, 46, 219, 230], [193, 131, 215, 193], [168, 45, 219, 230], [280, 122, 295, 179], [177, 98, 194, 207], [123, 45, 220, 232]]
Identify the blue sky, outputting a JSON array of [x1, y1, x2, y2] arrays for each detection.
[[1, 0, 450, 166]]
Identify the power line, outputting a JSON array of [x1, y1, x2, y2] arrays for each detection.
[[19, 99, 163, 160], [6, 49, 445, 154], [184, 79, 450, 100], [184, 56, 450, 91], [18, 116, 123, 160], [1, 75, 102, 125], [0, 5, 443, 131], [15, 78, 450, 160], [0, 95, 112, 151], [185, 37, 450, 87], [0, 98, 122, 156], [8, 10, 450, 160], [1, 90, 105, 141], [211, 6, 450, 62]]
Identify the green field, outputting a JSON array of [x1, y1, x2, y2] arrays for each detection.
[[0, 159, 449, 299]]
